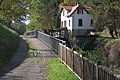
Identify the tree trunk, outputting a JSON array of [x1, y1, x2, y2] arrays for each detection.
[[109, 29, 115, 38], [115, 29, 118, 37], [114, 21, 118, 37]]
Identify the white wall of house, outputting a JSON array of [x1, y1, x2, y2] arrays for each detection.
[[72, 9, 94, 30], [61, 9, 73, 30], [61, 9, 67, 27], [61, 8, 94, 33]]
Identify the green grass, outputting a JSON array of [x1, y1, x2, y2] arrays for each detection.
[[24, 35, 36, 54], [0, 25, 19, 68], [100, 28, 120, 40], [47, 58, 79, 80]]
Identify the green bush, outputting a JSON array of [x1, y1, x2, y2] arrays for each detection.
[[26, 19, 38, 31], [0, 25, 19, 68], [85, 47, 104, 61], [11, 22, 26, 35], [75, 46, 85, 55], [76, 46, 104, 62]]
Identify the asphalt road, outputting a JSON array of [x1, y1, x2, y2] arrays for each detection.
[[0, 35, 57, 80]]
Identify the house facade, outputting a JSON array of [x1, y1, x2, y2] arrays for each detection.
[[60, 3, 94, 35]]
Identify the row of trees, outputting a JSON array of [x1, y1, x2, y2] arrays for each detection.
[[0, 0, 30, 34], [93, 1, 120, 38], [0, 0, 30, 24], [28, 0, 120, 38], [27, 0, 61, 31]]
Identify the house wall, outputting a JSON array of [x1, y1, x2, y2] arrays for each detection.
[[72, 29, 95, 35], [72, 9, 94, 30], [61, 8, 94, 35], [61, 9, 73, 30]]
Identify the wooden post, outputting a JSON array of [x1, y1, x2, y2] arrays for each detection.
[[96, 60, 101, 80], [65, 46, 67, 64], [72, 48, 75, 71], [82, 54, 85, 80]]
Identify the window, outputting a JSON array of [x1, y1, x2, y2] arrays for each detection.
[[77, 9, 81, 14], [64, 21, 66, 27], [77, 9, 83, 14], [82, 9, 83, 14], [78, 19, 82, 26], [63, 10, 65, 16], [91, 19, 93, 26], [69, 20, 70, 26], [61, 22, 63, 27]]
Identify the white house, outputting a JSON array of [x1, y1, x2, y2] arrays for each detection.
[[60, 3, 95, 35]]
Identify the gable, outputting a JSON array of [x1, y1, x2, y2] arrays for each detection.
[[61, 3, 90, 17], [60, 6, 73, 13], [66, 6, 89, 17]]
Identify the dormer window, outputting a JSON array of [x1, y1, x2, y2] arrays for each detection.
[[77, 9, 83, 14], [77, 9, 81, 14], [82, 9, 83, 14]]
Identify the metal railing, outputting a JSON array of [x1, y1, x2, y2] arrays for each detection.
[[37, 31, 66, 53]]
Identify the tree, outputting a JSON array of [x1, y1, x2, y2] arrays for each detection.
[[11, 22, 26, 34], [0, 0, 30, 27], [94, 1, 120, 38], [64, 0, 79, 5], [29, 0, 60, 30]]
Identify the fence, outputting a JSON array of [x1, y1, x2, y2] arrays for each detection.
[[59, 43, 120, 80], [37, 31, 66, 52], [37, 31, 120, 80]]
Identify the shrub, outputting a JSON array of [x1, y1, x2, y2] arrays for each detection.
[[11, 22, 26, 35], [0, 25, 19, 68], [105, 40, 120, 66]]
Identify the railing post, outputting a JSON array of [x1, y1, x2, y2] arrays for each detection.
[[60, 41, 63, 60], [72, 48, 75, 72], [96, 60, 101, 80], [65, 44, 67, 64], [82, 54, 85, 80]]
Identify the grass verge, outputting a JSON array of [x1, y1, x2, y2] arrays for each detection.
[[24, 35, 36, 54], [0, 25, 19, 68], [47, 58, 79, 80]]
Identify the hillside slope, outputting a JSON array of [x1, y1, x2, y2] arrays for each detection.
[[0, 25, 19, 68]]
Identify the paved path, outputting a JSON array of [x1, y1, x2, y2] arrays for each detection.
[[0, 35, 57, 80]]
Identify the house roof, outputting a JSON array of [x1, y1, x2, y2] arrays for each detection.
[[61, 3, 90, 17], [63, 6, 74, 11], [60, 6, 74, 13]]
